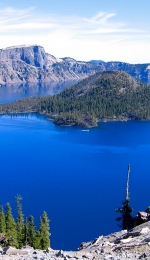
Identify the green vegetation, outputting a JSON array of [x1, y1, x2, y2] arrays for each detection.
[[116, 200, 134, 230], [1, 71, 150, 127], [16, 195, 25, 248], [0, 196, 50, 249], [36, 212, 51, 250], [116, 165, 134, 230], [25, 215, 37, 248], [0, 206, 6, 234], [5, 203, 18, 248]]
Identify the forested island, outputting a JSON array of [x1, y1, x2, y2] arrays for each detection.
[[1, 70, 150, 127]]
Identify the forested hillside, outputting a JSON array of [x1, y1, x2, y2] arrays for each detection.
[[1, 71, 150, 127]]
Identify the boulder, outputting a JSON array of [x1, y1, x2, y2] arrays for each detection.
[[3, 246, 28, 255], [0, 246, 3, 254]]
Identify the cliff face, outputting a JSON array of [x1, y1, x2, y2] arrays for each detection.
[[103, 62, 150, 85], [0, 44, 150, 85], [0, 45, 47, 68], [0, 45, 63, 85], [0, 45, 100, 85]]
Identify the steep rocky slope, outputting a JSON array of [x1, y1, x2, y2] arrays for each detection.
[[100, 61, 150, 85], [1, 221, 150, 259], [0, 45, 150, 85], [0, 45, 101, 85]]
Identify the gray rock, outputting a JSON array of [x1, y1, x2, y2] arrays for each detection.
[[56, 250, 64, 257], [3, 221, 150, 259], [0, 45, 48, 68], [139, 252, 147, 259], [3, 246, 29, 255], [0, 45, 150, 86]]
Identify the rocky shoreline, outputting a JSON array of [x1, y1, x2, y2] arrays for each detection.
[[0, 110, 130, 128], [0, 111, 148, 128], [1, 221, 150, 259]]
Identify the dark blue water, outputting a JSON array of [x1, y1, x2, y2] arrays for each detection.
[[0, 114, 150, 250]]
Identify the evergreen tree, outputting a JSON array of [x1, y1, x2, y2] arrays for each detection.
[[116, 165, 134, 230], [24, 217, 28, 246], [5, 203, 18, 247], [116, 199, 133, 230], [26, 215, 37, 248], [0, 197, 51, 250], [37, 211, 50, 249], [15, 195, 24, 248], [0, 206, 6, 233]]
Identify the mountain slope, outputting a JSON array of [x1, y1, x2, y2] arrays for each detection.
[[1, 221, 150, 259], [1, 70, 150, 127], [103, 61, 150, 84], [0, 45, 101, 85], [0, 45, 150, 85]]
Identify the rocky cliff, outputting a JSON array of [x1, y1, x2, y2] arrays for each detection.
[[0, 45, 100, 85], [101, 62, 150, 85], [0, 45, 150, 85], [1, 221, 150, 259]]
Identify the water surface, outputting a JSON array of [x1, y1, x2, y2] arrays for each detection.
[[0, 81, 77, 104], [0, 114, 150, 250]]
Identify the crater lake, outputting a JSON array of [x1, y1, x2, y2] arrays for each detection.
[[0, 84, 150, 250]]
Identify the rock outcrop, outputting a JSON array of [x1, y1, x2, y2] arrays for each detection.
[[134, 210, 150, 227], [2, 221, 150, 259], [100, 61, 150, 85], [0, 45, 150, 86], [0, 45, 100, 85], [0, 45, 48, 68]]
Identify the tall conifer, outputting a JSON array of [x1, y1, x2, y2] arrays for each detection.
[[5, 203, 18, 248], [37, 211, 50, 249], [0, 206, 6, 233], [15, 195, 25, 248], [116, 165, 133, 230], [26, 215, 37, 248]]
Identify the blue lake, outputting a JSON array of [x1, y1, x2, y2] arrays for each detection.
[[0, 112, 150, 250], [0, 81, 77, 104]]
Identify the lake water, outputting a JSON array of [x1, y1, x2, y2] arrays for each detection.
[[0, 81, 77, 104], [0, 83, 150, 250]]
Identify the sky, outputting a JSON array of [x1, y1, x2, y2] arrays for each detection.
[[0, 0, 150, 64]]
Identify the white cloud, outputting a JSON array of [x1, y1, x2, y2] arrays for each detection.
[[0, 23, 57, 31], [0, 7, 149, 63]]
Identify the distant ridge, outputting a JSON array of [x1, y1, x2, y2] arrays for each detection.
[[89, 60, 104, 64], [0, 44, 150, 85], [2, 44, 41, 50]]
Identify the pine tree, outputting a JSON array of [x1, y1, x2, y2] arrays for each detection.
[[26, 215, 37, 248], [24, 217, 28, 246], [15, 195, 24, 248], [5, 203, 18, 248], [116, 165, 134, 230], [37, 211, 50, 250], [116, 199, 133, 230], [0, 206, 6, 233]]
